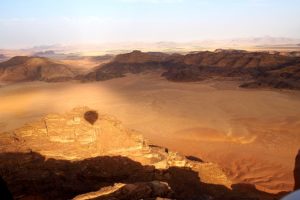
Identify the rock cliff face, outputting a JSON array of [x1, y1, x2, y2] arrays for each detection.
[[0, 56, 75, 82], [85, 50, 300, 90], [294, 150, 300, 190], [0, 108, 285, 199]]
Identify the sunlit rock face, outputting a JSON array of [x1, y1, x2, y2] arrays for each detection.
[[72, 181, 172, 200], [0, 107, 144, 160], [0, 107, 231, 188], [295, 150, 300, 190]]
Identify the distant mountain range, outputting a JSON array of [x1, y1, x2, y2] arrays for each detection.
[[83, 49, 300, 90], [1, 48, 300, 90]]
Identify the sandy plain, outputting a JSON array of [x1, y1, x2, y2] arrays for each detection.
[[0, 72, 300, 193]]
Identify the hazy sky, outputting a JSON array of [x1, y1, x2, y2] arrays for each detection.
[[0, 0, 299, 48]]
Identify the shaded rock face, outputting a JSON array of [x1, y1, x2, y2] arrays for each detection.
[[0, 152, 281, 200], [294, 150, 300, 190], [162, 51, 300, 90], [0, 152, 204, 200], [0, 176, 13, 200]]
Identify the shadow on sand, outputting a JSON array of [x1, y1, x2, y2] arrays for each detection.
[[0, 151, 286, 200]]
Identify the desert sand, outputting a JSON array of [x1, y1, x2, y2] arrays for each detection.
[[0, 72, 300, 193]]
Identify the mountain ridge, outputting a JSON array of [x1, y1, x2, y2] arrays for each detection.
[[84, 50, 300, 90], [1, 50, 300, 90], [0, 56, 76, 82]]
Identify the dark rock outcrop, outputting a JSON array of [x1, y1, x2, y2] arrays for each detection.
[[162, 50, 300, 89], [294, 150, 300, 190], [0, 152, 206, 200], [0, 176, 13, 200]]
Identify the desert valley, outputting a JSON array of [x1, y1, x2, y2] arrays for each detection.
[[0, 46, 300, 199], [1, 0, 300, 199]]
